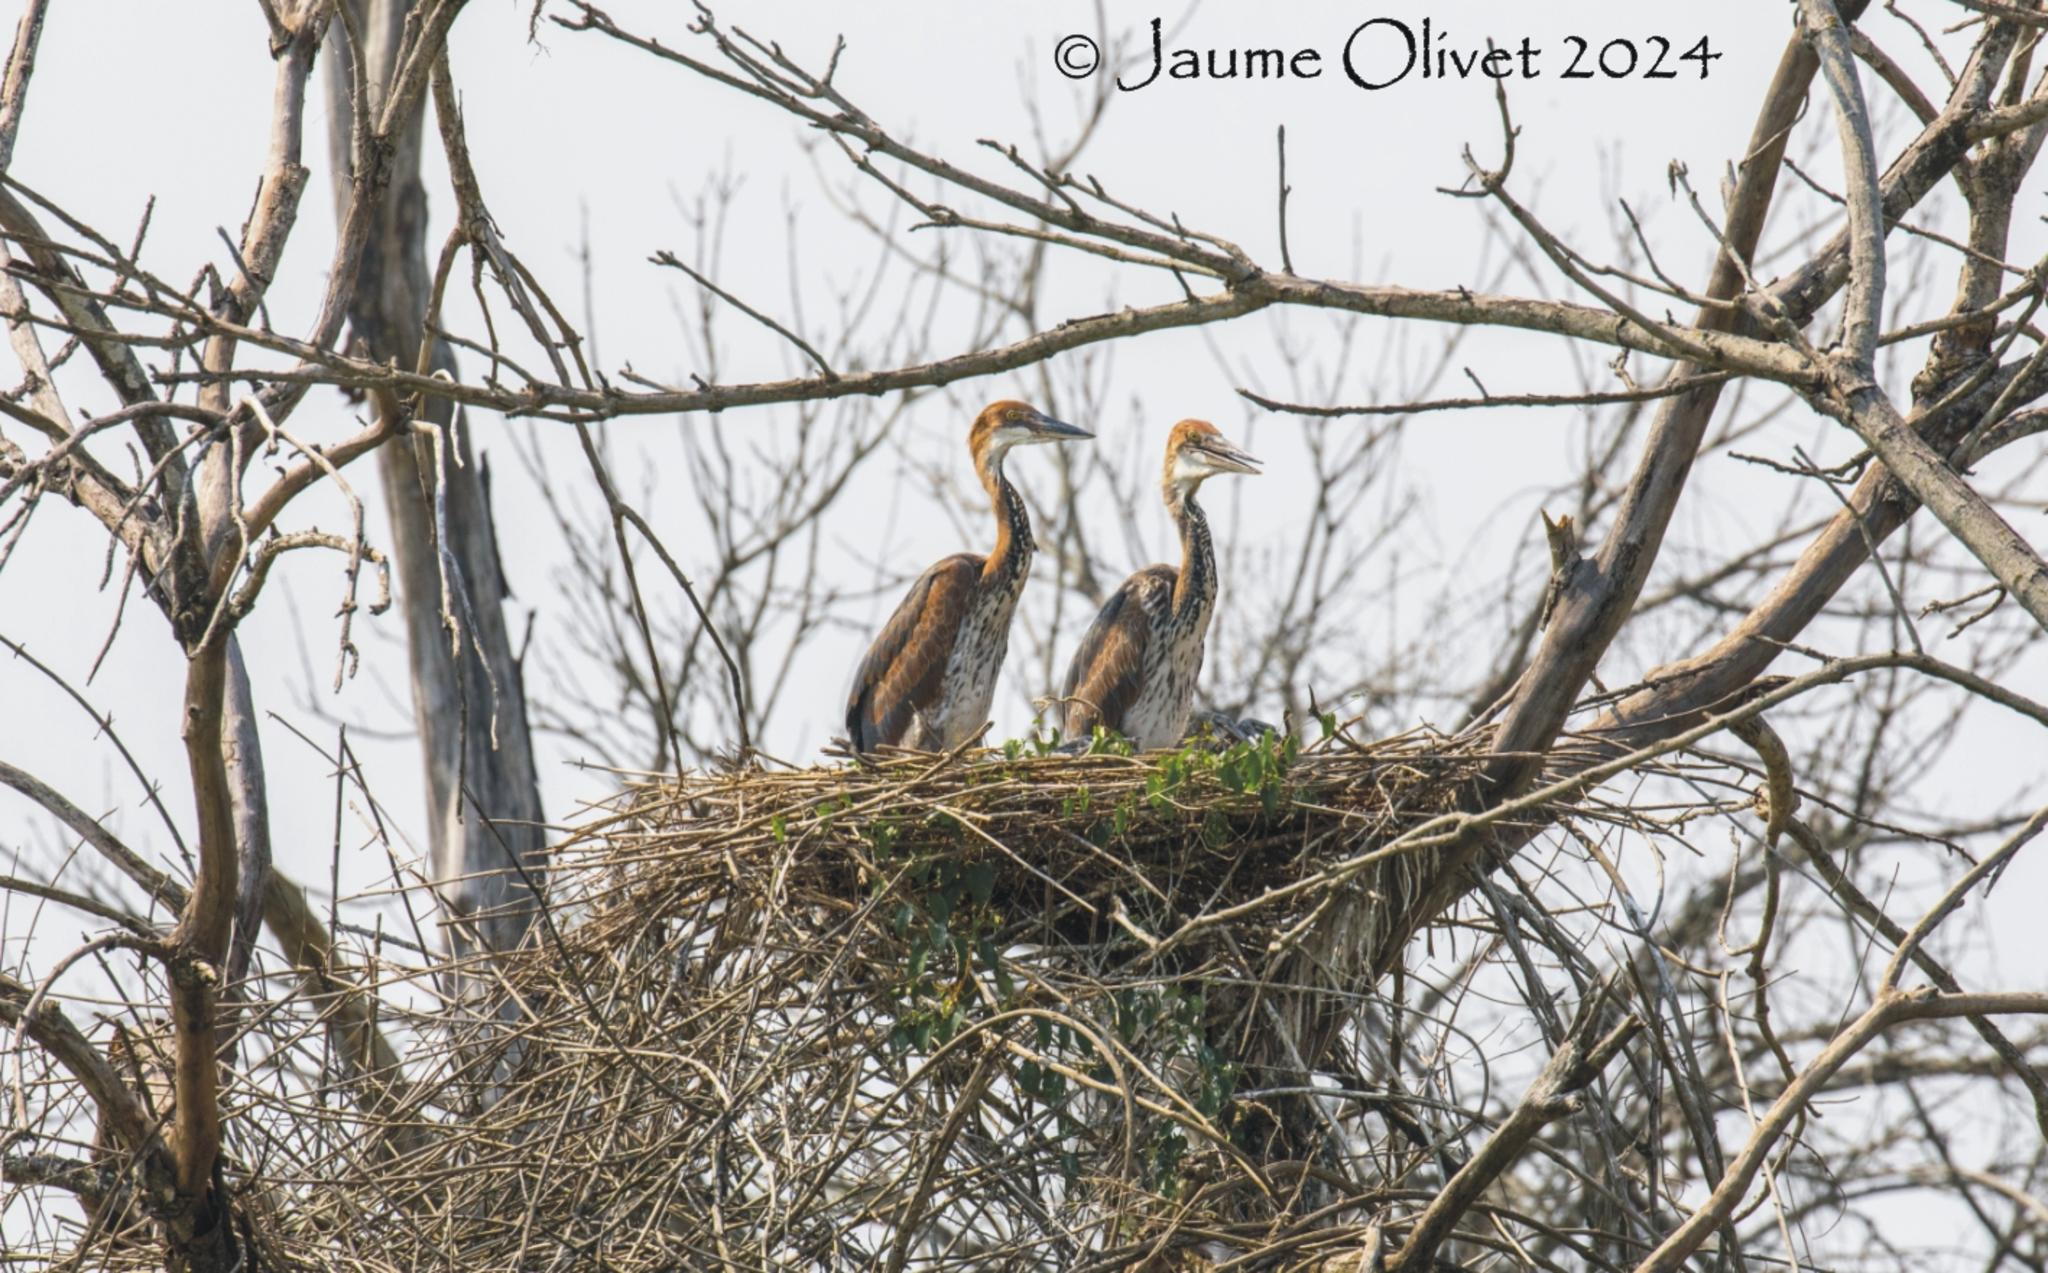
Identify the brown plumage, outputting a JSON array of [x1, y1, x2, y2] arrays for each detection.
[[845, 400, 1091, 753], [1061, 419, 1260, 749]]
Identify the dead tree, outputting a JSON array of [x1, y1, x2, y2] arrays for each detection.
[[323, 0, 547, 974], [1, 1, 2045, 1269]]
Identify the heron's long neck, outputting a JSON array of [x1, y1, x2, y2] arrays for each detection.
[[983, 457, 1034, 585], [1170, 487, 1216, 619]]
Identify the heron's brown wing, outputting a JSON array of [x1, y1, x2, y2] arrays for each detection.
[[846, 554, 983, 752], [1060, 566, 1173, 742]]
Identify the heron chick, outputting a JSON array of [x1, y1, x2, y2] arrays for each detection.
[[845, 400, 1092, 753], [1060, 419, 1260, 750]]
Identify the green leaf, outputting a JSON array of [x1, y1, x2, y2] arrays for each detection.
[[965, 862, 996, 905], [983, 941, 1015, 1002]]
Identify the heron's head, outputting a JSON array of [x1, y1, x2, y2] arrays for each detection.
[[970, 400, 1094, 469], [1163, 419, 1261, 502]]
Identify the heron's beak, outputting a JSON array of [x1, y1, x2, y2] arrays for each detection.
[[1027, 411, 1094, 443], [1200, 437, 1262, 475]]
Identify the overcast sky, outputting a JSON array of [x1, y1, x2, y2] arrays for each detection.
[[7, 0, 1807, 845], [2, 3, 2044, 1253]]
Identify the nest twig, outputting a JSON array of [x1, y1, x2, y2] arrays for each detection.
[[258, 726, 1528, 1270]]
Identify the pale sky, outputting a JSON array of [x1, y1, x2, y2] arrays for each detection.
[[2, 1, 2044, 1260], [9, 0, 1820, 842]]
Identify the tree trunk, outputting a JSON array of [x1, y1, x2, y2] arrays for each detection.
[[325, 0, 546, 976]]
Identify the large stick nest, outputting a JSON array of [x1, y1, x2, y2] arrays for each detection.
[[233, 727, 1569, 1270]]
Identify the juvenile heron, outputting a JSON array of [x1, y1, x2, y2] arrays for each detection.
[[1060, 419, 1260, 749], [844, 400, 1092, 753]]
